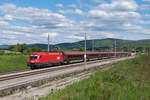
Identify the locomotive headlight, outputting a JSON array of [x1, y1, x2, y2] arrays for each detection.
[[57, 56, 60, 60], [36, 60, 39, 63]]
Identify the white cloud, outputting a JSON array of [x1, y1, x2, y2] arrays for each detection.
[[88, 9, 140, 23], [143, 0, 150, 2], [68, 4, 77, 8], [138, 20, 150, 24], [4, 15, 14, 20], [143, 14, 150, 18], [2, 30, 24, 35], [0, 4, 67, 27], [98, 0, 138, 11], [92, 0, 105, 3], [89, 10, 108, 17], [41, 32, 58, 37], [0, 1, 149, 44], [0, 4, 76, 44], [68, 35, 84, 40], [75, 9, 83, 15], [88, 0, 140, 20], [140, 4, 150, 10], [86, 0, 141, 34], [59, 9, 83, 15], [56, 4, 64, 8], [0, 21, 8, 25], [100, 32, 117, 38]]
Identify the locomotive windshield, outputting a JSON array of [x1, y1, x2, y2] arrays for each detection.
[[30, 54, 38, 60]]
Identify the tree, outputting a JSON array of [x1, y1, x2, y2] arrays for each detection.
[[16, 43, 22, 52], [79, 47, 84, 51], [21, 44, 28, 52], [31, 46, 42, 52], [9, 45, 14, 50], [9, 43, 29, 53], [122, 47, 128, 52], [136, 47, 143, 53]]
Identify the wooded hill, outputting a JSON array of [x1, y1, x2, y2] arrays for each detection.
[[28, 38, 150, 51], [1, 38, 150, 52]]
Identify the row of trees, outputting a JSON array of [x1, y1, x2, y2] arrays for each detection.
[[7, 43, 86, 55], [117, 46, 150, 53], [9, 43, 42, 54]]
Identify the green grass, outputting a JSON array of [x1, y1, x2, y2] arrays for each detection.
[[39, 55, 150, 100], [0, 55, 29, 72]]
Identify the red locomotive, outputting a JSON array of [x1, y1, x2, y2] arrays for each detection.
[[28, 52, 131, 69]]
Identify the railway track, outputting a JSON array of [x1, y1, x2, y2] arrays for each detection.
[[0, 57, 118, 82], [0, 56, 135, 96], [0, 69, 30, 75]]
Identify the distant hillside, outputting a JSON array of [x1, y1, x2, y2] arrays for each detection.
[[28, 44, 48, 49], [54, 38, 150, 50], [0, 45, 9, 50], [1, 38, 150, 50]]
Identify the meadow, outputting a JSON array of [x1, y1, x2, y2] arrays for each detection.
[[0, 55, 29, 72], [39, 55, 150, 100]]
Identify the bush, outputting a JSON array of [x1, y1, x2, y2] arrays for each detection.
[[0, 50, 5, 55]]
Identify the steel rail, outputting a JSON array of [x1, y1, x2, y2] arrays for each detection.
[[0, 69, 30, 75]]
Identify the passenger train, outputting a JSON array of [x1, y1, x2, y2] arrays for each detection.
[[27, 52, 131, 69]]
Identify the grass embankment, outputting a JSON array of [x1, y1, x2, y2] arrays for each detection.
[[0, 55, 29, 72], [39, 55, 150, 100]]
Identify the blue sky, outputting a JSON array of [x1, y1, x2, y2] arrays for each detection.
[[0, 0, 150, 44]]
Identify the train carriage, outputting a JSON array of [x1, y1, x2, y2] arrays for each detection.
[[63, 52, 84, 63]]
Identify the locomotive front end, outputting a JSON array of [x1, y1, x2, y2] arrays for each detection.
[[27, 53, 41, 69]]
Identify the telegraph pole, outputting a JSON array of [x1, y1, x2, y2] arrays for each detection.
[[128, 44, 129, 52], [92, 40, 94, 52], [48, 34, 50, 52], [84, 33, 87, 69], [115, 40, 116, 57], [135, 47, 136, 55]]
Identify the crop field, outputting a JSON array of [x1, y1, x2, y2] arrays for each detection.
[[0, 55, 29, 72], [39, 55, 150, 100]]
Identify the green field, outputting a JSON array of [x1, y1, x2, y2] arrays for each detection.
[[39, 55, 150, 100], [0, 55, 29, 72]]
